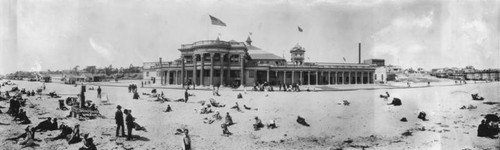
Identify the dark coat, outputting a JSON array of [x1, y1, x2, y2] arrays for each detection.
[[115, 110, 124, 124], [125, 114, 134, 127]]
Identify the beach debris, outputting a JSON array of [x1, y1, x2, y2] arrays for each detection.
[[343, 100, 350, 106], [388, 98, 402, 106], [459, 105, 477, 110], [400, 117, 408, 122], [417, 112, 429, 121], [471, 93, 484, 101], [401, 130, 412, 136], [296, 116, 310, 127]]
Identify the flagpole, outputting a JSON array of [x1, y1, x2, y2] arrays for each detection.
[[207, 13, 210, 40]]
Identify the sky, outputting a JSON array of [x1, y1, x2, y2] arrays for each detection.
[[0, 0, 499, 75]]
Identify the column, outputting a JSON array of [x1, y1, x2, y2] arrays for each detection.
[[210, 53, 214, 86], [328, 71, 331, 85], [266, 70, 270, 82], [316, 71, 319, 85], [308, 71, 311, 85], [334, 72, 337, 84], [342, 71, 345, 84], [166, 70, 170, 85], [355, 72, 358, 84], [368, 72, 373, 84], [292, 71, 295, 83], [299, 71, 303, 85], [361, 72, 365, 84], [200, 53, 205, 86], [181, 56, 185, 87], [226, 54, 231, 85], [174, 70, 177, 85], [283, 71, 287, 84], [240, 54, 245, 86], [192, 55, 197, 88], [220, 53, 225, 85], [348, 71, 351, 84]]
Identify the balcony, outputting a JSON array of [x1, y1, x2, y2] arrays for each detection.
[[181, 40, 231, 49]]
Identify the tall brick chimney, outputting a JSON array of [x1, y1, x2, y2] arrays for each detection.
[[358, 43, 361, 64]]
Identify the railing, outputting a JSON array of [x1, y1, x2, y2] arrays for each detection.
[[245, 63, 375, 69], [181, 40, 231, 49]]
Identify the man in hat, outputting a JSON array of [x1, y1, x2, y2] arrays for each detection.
[[115, 105, 125, 137], [125, 109, 134, 140], [182, 129, 191, 150], [97, 86, 102, 99]]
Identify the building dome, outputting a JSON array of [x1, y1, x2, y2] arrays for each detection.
[[290, 43, 305, 52]]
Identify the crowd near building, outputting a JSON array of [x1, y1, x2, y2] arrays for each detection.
[[143, 36, 385, 87]]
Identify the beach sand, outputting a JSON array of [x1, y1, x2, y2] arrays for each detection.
[[0, 80, 499, 150]]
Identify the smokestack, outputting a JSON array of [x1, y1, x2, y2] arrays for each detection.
[[358, 43, 361, 64], [159, 57, 162, 68]]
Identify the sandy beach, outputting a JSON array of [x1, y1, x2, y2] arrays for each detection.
[[0, 80, 499, 150]]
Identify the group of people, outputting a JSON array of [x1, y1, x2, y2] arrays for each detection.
[[128, 84, 138, 93], [20, 88, 37, 97], [115, 105, 147, 141], [7, 96, 30, 124], [252, 81, 301, 92], [478, 117, 499, 138]]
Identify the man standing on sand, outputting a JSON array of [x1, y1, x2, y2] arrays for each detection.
[[183, 129, 191, 150], [184, 89, 189, 103], [115, 105, 125, 137], [125, 109, 134, 140], [97, 86, 102, 99]]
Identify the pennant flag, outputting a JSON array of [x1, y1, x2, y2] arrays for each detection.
[[343, 57, 346, 62], [209, 15, 227, 26], [298, 26, 303, 32]]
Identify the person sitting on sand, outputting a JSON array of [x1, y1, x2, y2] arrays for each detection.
[[209, 98, 225, 107], [18, 127, 36, 147], [221, 123, 232, 136], [50, 124, 73, 141], [200, 104, 213, 114], [267, 119, 277, 129], [133, 91, 140, 99], [165, 105, 172, 112], [182, 129, 191, 150], [49, 118, 58, 130], [243, 105, 252, 110], [34, 118, 53, 132], [478, 120, 488, 137], [230, 102, 241, 112], [225, 112, 234, 126], [253, 117, 264, 131], [237, 93, 243, 99], [18, 113, 31, 125], [380, 92, 390, 99], [213, 111, 222, 120], [59, 99, 69, 111], [13, 109, 26, 121], [79, 137, 97, 150], [89, 104, 98, 111], [296, 116, 310, 127], [471, 93, 484, 100], [417, 111, 429, 121], [68, 124, 81, 144], [5, 126, 31, 142], [388, 98, 402, 106]]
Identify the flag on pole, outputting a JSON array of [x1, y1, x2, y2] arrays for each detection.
[[298, 26, 303, 32], [209, 15, 227, 26], [343, 57, 346, 62]]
